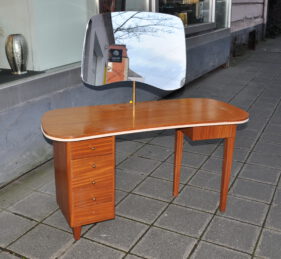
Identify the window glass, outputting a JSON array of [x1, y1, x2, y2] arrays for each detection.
[[0, 0, 97, 76], [159, 0, 211, 26], [114, 0, 150, 11], [216, 0, 227, 28]]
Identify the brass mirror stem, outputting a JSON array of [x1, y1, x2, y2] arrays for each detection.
[[132, 81, 136, 122], [132, 81, 136, 105]]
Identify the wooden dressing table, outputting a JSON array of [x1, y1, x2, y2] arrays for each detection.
[[41, 98, 249, 240]]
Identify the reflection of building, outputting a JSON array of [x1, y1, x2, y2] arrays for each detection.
[[82, 13, 115, 85], [106, 45, 129, 83], [128, 69, 144, 83]]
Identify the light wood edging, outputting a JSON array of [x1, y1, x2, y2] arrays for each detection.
[[41, 119, 249, 142]]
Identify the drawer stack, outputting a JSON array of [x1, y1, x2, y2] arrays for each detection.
[[53, 137, 115, 229]]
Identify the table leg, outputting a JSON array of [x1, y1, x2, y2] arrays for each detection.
[[173, 129, 184, 197], [72, 226, 82, 240], [220, 136, 236, 212]]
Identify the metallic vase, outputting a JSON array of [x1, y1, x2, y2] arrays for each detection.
[[5, 34, 28, 75]]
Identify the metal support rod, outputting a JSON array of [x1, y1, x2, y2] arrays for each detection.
[[132, 81, 136, 105], [132, 81, 136, 122]]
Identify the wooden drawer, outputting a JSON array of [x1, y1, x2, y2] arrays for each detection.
[[71, 187, 114, 226], [71, 154, 114, 182], [73, 187, 114, 208], [70, 137, 114, 160], [72, 200, 115, 227]]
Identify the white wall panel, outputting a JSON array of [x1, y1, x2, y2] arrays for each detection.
[[231, 4, 264, 22]]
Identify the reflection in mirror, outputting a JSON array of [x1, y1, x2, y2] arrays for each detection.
[[82, 11, 186, 91]]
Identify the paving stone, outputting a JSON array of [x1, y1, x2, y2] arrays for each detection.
[[115, 190, 128, 204], [254, 142, 281, 156], [212, 146, 250, 162], [173, 185, 219, 213], [155, 204, 212, 237], [133, 177, 181, 202], [271, 112, 281, 124], [0, 181, 34, 209], [265, 204, 281, 231], [149, 133, 175, 148], [61, 238, 125, 259], [85, 217, 148, 251], [135, 144, 173, 161], [131, 227, 197, 259], [217, 195, 269, 225], [203, 216, 260, 253], [190, 241, 251, 259], [116, 194, 167, 224], [263, 123, 281, 136], [0, 211, 36, 247], [43, 210, 92, 234], [0, 252, 19, 259], [239, 164, 280, 185], [151, 162, 196, 184], [231, 178, 275, 203], [201, 157, 243, 176], [124, 254, 143, 259], [9, 224, 73, 259], [9, 192, 58, 221], [256, 229, 281, 259], [119, 131, 160, 143], [116, 151, 130, 165], [235, 135, 257, 149], [183, 139, 220, 155], [17, 160, 54, 190], [272, 189, 281, 205], [117, 156, 161, 175], [168, 152, 208, 168], [115, 169, 146, 192], [248, 152, 281, 169], [259, 132, 281, 145], [38, 180, 56, 195], [116, 140, 144, 154], [189, 170, 234, 192]]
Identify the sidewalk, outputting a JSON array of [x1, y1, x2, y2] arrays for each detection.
[[1, 36, 281, 259]]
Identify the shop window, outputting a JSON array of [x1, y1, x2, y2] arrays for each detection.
[[159, 0, 211, 25]]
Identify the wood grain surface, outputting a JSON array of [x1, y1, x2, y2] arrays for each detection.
[[41, 98, 249, 141]]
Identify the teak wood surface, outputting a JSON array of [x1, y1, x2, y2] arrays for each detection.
[[41, 98, 249, 141], [41, 98, 249, 240]]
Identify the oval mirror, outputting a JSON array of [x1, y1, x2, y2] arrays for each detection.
[[81, 11, 186, 91]]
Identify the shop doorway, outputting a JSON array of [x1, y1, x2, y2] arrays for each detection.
[[266, 0, 281, 37]]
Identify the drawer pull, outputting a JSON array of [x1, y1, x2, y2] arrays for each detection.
[[92, 181, 96, 185], [92, 197, 96, 201], [92, 164, 96, 168], [90, 147, 96, 150]]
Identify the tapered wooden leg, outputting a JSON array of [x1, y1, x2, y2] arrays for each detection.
[[173, 129, 184, 196], [220, 136, 236, 212], [72, 226, 82, 240]]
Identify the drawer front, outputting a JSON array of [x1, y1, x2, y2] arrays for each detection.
[[71, 154, 114, 182], [70, 137, 114, 160], [72, 200, 115, 226], [73, 187, 114, 208], [71, 183, 114, 226]]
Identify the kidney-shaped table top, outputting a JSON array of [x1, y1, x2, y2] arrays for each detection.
[[41, 98, 249, 142]]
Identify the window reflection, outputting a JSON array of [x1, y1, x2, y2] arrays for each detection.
[[82, 12, 186, 91], [159, 0, 211, 26]]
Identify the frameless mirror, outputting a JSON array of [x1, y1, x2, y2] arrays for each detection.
[[81, 11, 186, 91]]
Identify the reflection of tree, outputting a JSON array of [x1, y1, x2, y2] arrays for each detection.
[[112, 12, 182, 42]]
